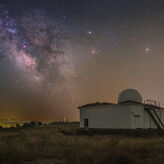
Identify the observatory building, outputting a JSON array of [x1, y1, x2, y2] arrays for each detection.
[[78, 89, 164, 129]]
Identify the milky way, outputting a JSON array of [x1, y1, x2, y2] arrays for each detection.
[[1, 0, 164, 121], [0, 4, 80, 120]]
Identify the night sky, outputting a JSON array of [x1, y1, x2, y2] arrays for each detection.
[[1, 0, 164, 121]]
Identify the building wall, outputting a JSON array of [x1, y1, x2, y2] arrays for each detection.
[[160, 109, 164, 124], [130, 104, 144, 129], [80, 104, 131, 129], [144, 108, 157, 129], [80, 103, 160, 129], [130, 104, 157, 129]]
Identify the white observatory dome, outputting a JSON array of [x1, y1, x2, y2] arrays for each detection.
[[118, 88, 142, 104]]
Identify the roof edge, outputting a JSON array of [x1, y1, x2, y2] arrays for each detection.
[[78, 102, 116, 109], [78, 100, 164, 110]]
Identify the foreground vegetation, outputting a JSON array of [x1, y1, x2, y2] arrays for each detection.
[[1, 124, 164, 164]]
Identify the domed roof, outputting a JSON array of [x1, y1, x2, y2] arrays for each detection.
[[118, 88, 142, 104]]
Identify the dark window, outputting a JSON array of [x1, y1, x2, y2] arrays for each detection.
[[84, 118, 88, 127], [134, 114, 140, 118]]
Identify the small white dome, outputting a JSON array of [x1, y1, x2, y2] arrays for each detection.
[[118, 88, 142, 104]]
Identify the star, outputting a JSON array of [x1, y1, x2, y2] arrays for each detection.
[[91, 49, 96, 54], [145, 48, 150, 52], [91, 48, 96, 54], [23, 45, 27, 49]]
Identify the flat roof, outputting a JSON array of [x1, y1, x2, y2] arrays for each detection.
[[78, 100, 164, 110], [78, 102, 116, 109]]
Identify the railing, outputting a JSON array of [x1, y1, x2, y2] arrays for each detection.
[[145, 107, 161, 129], [144, 99, 160, 108], [152, 109, 164, 128], [145, 106, 164, 129]]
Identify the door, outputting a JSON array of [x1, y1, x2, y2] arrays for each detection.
[[84, 118, 88, 128], [133, 114, 140, 128]]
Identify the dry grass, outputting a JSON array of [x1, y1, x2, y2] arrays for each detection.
[[0, 124, 164, 164]]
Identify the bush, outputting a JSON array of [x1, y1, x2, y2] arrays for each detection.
[[22, 122, 33, 128]]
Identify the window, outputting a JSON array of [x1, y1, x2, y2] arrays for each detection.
[[134, 114, 140, 118]]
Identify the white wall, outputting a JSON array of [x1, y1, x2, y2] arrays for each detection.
[[80, 103, 161, 129], [159, 109, 164, 125], [80, 104, 131, 129], [130, 104, 144, 129], [144, 108, 157, 129], [130, 104, 157, 129]]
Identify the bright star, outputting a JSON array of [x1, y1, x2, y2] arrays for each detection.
[[91, 48, 96, 54], [145, 48, 149, 52]]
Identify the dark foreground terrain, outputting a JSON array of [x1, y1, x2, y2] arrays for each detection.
[[1, 124, 164, 164]]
